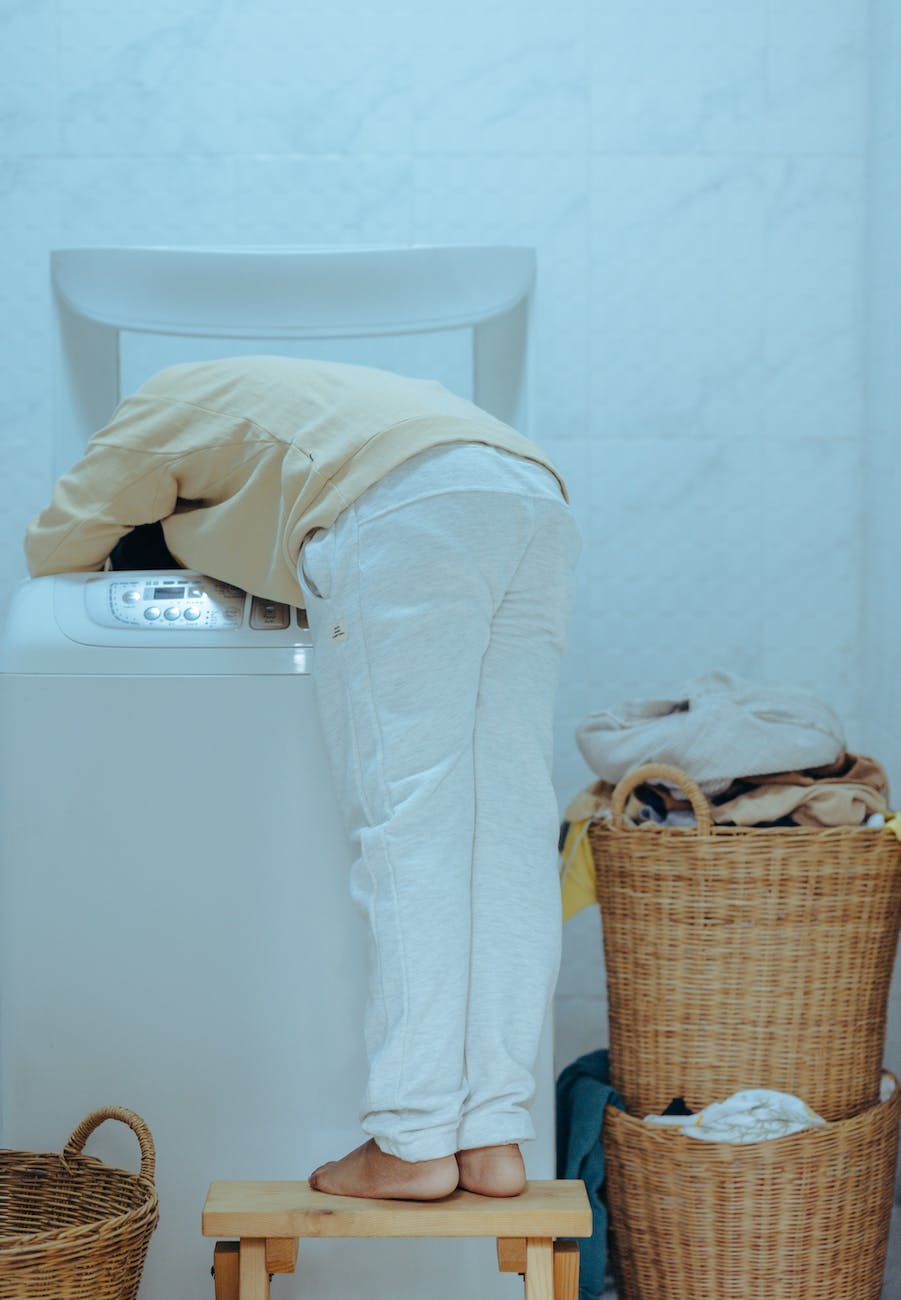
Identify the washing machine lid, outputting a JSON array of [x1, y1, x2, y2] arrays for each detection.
[[0, 573, 313, 676]]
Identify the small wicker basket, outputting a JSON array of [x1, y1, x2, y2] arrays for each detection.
[[603, 1074, 901, 1300], [0, 1107, 159, 1300], [590, 763, 901, 1119]]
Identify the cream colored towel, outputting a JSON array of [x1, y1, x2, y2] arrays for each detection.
[[576, 669, 845, 789], [644, 1089, 829, 1143]]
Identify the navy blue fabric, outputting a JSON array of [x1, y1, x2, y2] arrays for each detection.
[[555, 1049, 626, 1300]]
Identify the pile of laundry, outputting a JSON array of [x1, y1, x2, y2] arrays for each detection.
[[560, 670, 901, 921]]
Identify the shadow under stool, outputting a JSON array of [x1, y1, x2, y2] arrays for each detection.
[[203, 1179, 592, 1300]]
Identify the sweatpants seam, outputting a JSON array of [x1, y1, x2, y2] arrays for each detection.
[[350, 503, 412, 1104], [484, 493, 546, 619], [325, 522, 394, 1086], [461, 669, 482, 1108]]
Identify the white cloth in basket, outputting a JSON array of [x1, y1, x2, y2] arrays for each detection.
[[644, 1089, 829, 1143], [576, 669, 845, 791]]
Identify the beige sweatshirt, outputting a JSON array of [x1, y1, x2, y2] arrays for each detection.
[[24, 355, 569, 608]]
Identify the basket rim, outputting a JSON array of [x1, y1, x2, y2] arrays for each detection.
[[588, 818, 898, 840], [603, 1072, 900, 1151], [0, 1151, 158, 1254]]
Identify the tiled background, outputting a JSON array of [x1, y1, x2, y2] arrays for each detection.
[[865, 7, 901, 1240], [1, 0, 899, 1214]]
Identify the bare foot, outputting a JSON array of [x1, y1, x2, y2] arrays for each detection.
[[308, 1138, 459, 1200], [456, 1143, 526, 1196]]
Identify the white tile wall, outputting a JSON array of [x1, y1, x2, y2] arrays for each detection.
[[0, 0, 59, 156], [589, 155, 769, 442], [1, 1, 896, 1127], [865, 0, 901, 1159], [588, 3, 769, 155], [409, 0, 589, 156]]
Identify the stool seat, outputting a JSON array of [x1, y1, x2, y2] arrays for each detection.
[[203, 1177, 591, 1238], [203, 1179, 591, 1300]]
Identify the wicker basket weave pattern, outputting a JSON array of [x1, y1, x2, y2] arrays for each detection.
[[603, 1079, 901, 1300], [590, 763, 901, 1119], [0, 1107, 159, 1300]]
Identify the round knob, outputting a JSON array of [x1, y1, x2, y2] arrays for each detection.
[[144, 607, 161, 621], [184, 606, 201, 622], [122, 590, 141, 604], [164, 606, 181, 621]]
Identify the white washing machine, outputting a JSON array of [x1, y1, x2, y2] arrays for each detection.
[[0, 570, 556, 1300], [0, 246, 557, 1300]]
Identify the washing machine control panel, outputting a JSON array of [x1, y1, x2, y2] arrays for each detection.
[[83, 575, 305, 633], [97, 576, 245, 629]]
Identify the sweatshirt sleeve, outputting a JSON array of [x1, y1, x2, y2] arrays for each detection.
[[24, 417, 180, 578]]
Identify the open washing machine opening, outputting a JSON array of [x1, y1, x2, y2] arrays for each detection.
[[108, 521, 180, 570], [0, 245, 556, 1300]]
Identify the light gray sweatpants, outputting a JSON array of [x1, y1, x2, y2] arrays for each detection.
[[297, 442, 581, 1161]]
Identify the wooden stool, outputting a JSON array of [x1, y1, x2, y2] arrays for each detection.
[[203, 1179, 592, 1300]]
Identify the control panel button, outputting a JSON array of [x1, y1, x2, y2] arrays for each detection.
[[164, 606, 181, 621], [122, 590, 141, 604], [183, 606, 202, 622], [144, 606, 161, 621], [250, 597, 290, 630], [187, 586, 203, 598]]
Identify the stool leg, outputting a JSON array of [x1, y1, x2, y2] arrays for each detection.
[[239, 1239, 270, 1300], [497, 1238, 527, 1274], [523, 1237, 554, 1300], [213, 1242, 239, 1300], [553, 1240, 579, 1300], [265, 1238, 299, 1275]]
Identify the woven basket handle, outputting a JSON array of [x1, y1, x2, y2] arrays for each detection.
[[610, 762, 713, 835], [63, 1106, 156, 1184]]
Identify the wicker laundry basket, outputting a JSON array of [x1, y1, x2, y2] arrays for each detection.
[[589, 763, 901, 1119], [0, 1107, 159, 1300], [603, 1073, 901, 1300]]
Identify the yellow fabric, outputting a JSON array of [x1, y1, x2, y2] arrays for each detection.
[[885, 813, 901, 842], [559, 780, 616, 921], [24, 356, 568, 608], [560, 819, 599, 922]]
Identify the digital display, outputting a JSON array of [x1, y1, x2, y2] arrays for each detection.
[[154, 586, 185, 599]]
